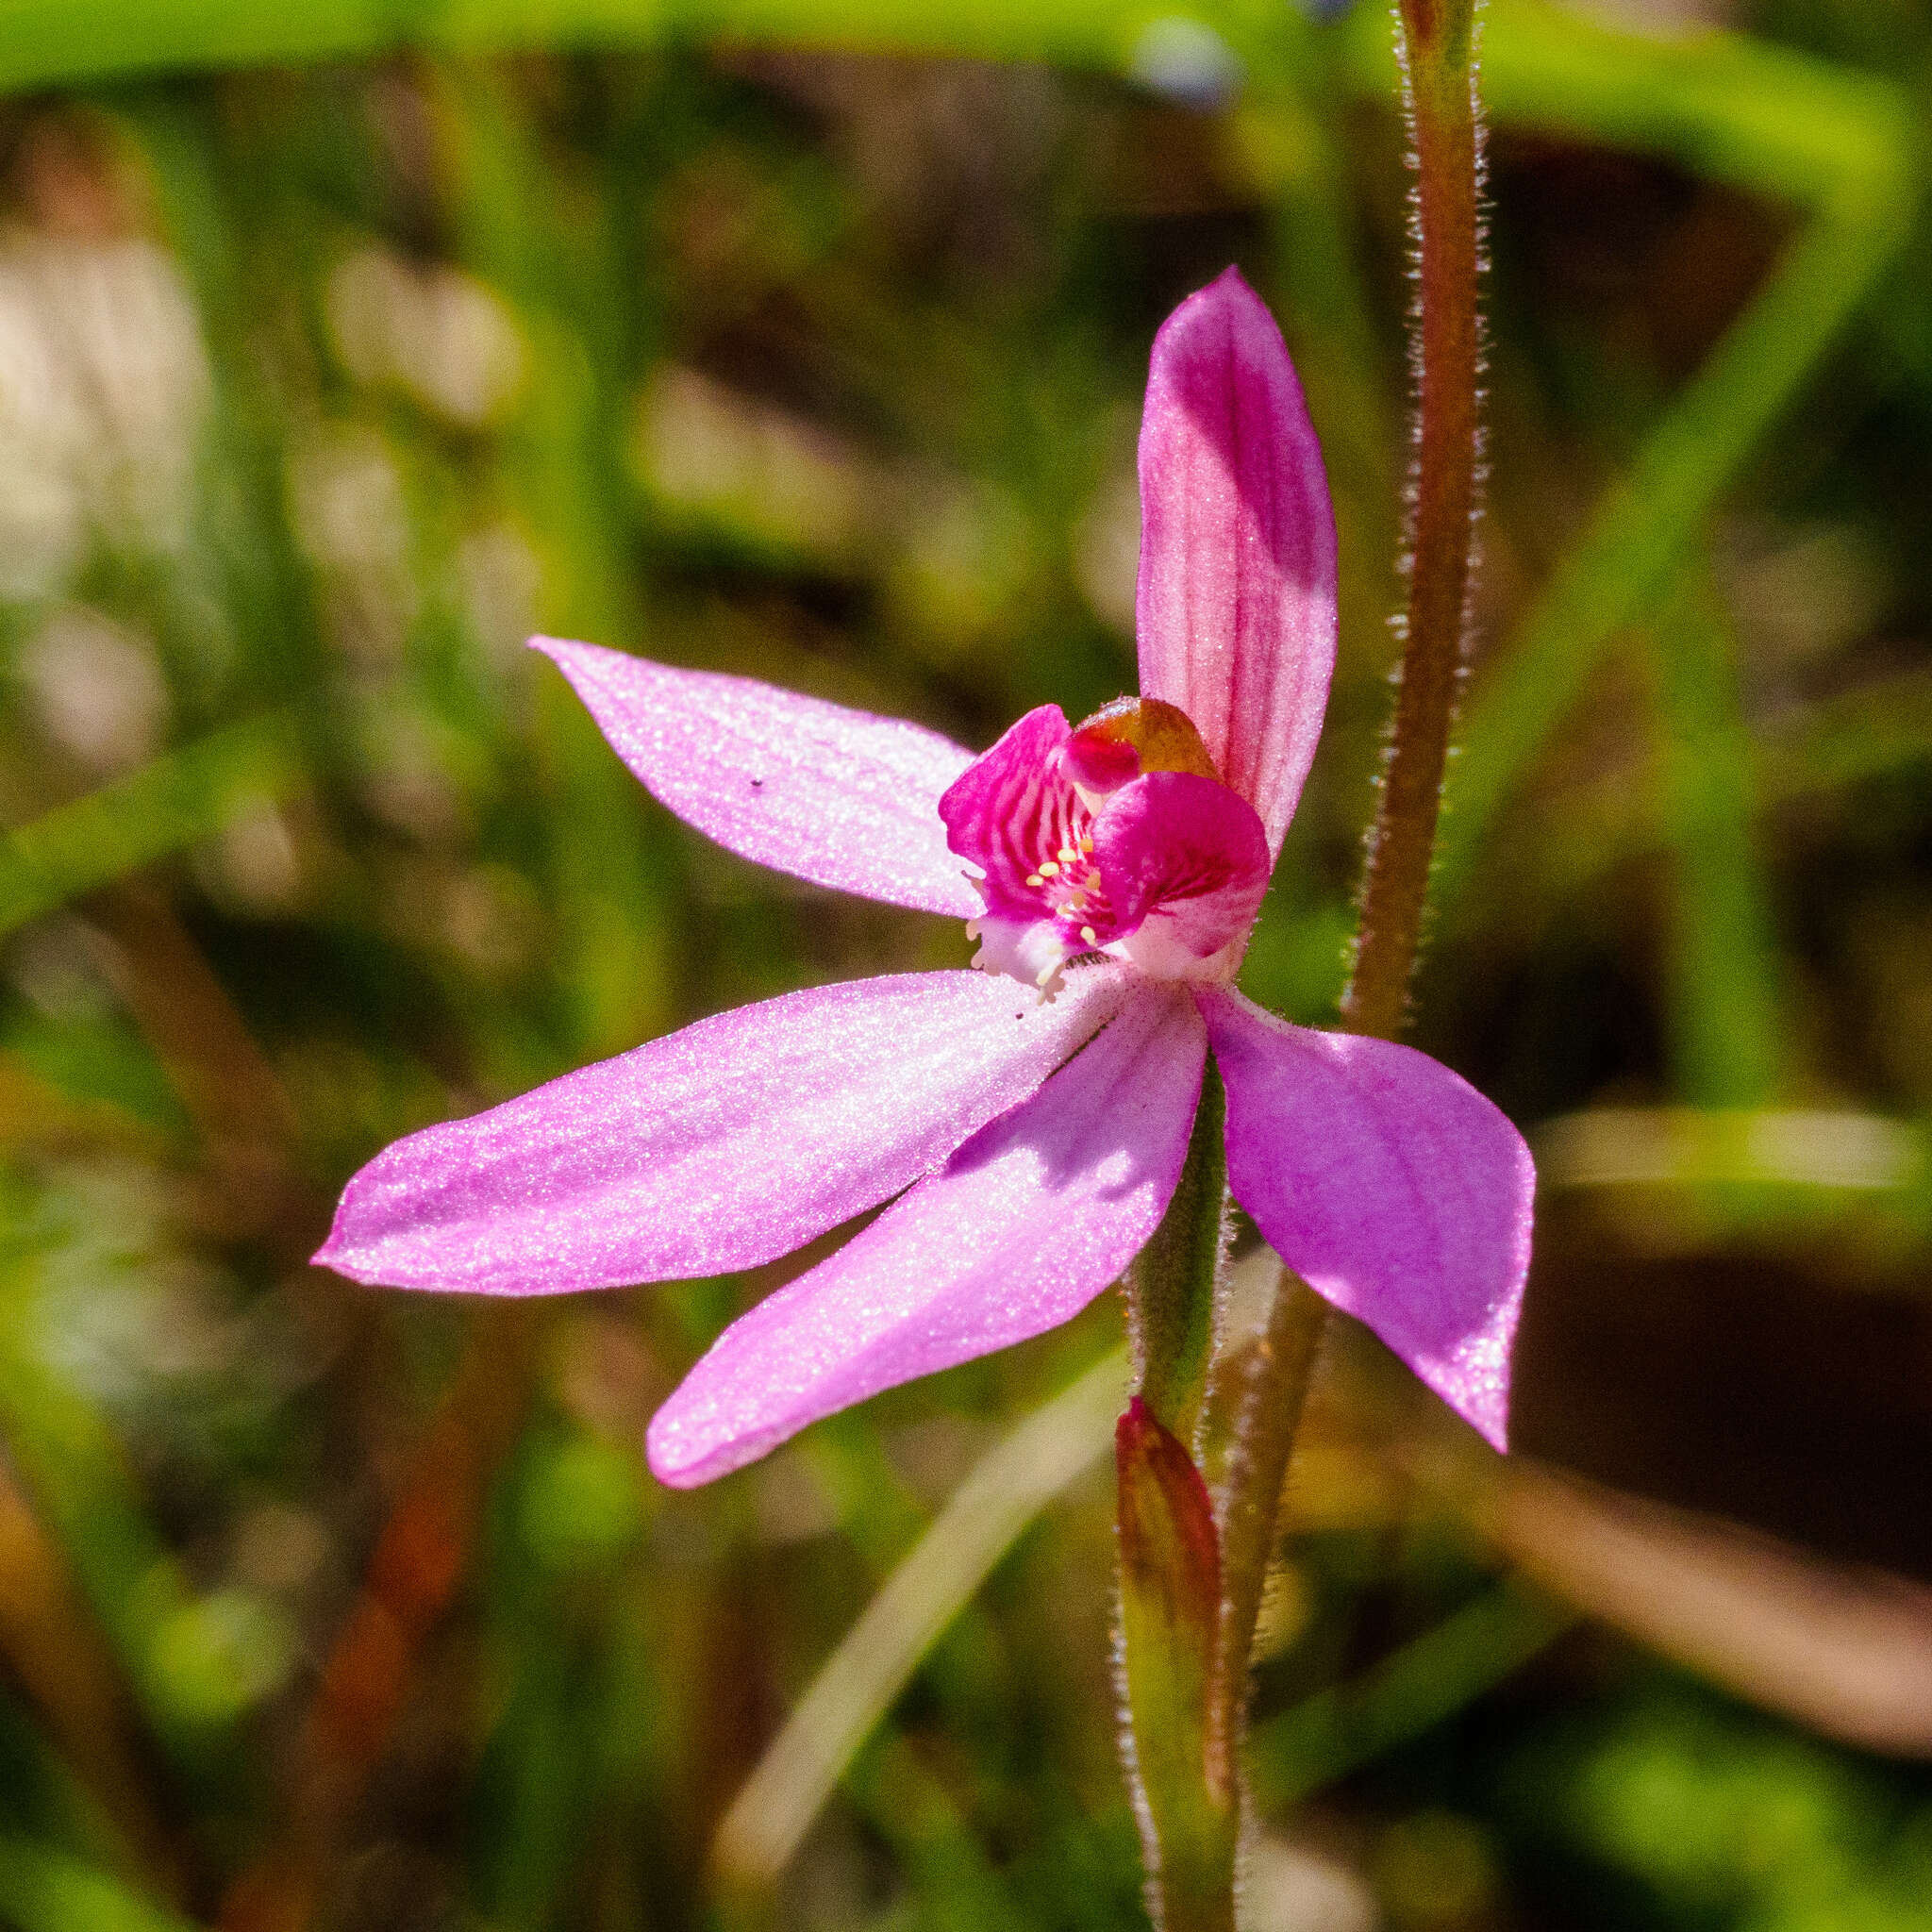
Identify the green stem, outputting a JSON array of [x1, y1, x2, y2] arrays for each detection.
[[1124, 1062, 1229, 1444], [1341, 0, 1486, 1041]]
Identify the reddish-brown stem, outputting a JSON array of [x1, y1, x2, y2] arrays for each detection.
[[1341, 0, 1485, 1041], [1119, 17, 1485, 1907], [1194, 0, 1488, 1844], [1204, 1268, 1325, 1790]]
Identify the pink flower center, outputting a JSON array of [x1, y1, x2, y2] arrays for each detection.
[[1018, 823, 1111, 948], [938, 698, 1272, 995]]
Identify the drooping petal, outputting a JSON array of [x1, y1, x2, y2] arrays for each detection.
[[1091, 771, 1269, 981], [534, 637, 979, 916], [647, 981, 1208, 1487], [1136, 268, 1338, 857], [318, 966, 1128, 1296], [1197, 988, 1535, 1449]]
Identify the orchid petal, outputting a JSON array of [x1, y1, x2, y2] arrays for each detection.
[[937, 704, 1079, 924], [318, 966, 1128, 1295], [1197, 988, 1535, 1449], [534, 638, 979, 916], [647, 982, 1208, 1487], [1092, 771, 1269, 980], [1136, 268, 1338, 857]]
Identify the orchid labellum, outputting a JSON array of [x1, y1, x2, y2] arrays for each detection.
[[317, 268, 1534, 1488]]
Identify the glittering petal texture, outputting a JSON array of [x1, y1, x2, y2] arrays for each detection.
[[1197, 987, 1535, 1450], [317, 966, 1129, 1295], [533, 637, 980, 917], [1091, 771, 1269, 981], [1136, 268, 1338, 858], [647, 982, 1208, 1486]]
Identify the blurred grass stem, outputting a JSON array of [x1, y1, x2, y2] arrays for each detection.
[[1648, 569, 1785, 1108], [1247, 1577, 1571, 1814], [0, 714, 302, 943], [712, 1348, 1124, 1897], [0, 1464, 190, 1910], [1436, 202, 1912, 906]]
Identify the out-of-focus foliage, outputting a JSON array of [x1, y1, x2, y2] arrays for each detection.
[[0, 0, 1930, 1926]]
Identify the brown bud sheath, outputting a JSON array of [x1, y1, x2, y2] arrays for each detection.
[[1115, 1398, 1237, 1932]]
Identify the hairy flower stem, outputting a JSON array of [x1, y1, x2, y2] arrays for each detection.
[[1342, 0, 1486, 1042], [1115, 1079, 1327, 1930], [1118, 12, 1485, 1907], [1174, 0, 1489, 1868]]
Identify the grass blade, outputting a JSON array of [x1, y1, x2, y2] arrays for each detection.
[[1247, 1581, 1574, 1814], [0, 717, 301, 941]]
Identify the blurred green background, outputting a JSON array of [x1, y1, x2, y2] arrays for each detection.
[[1, 0, 1931, 1926]]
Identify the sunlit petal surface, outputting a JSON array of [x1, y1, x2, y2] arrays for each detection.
[[318, 967, 1128, 1293], [1198, 987, 1535, 1449], [647, 981, 1208, 1486], [1136, 268, 1338, 857], [535, 637, 980, 915]]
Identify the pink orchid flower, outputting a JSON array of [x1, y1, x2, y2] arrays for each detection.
[[317, 269, 1534, 1487]]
